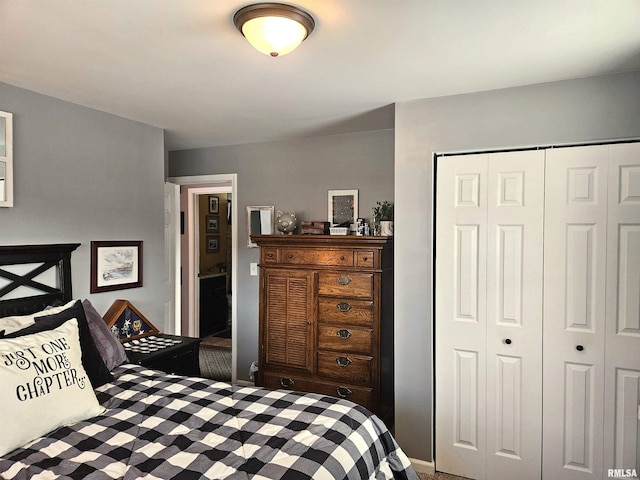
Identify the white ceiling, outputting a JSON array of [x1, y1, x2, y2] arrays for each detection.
[[2, 1, 640, 151]]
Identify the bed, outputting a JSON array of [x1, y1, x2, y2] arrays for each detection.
[[0, 244, 418, 479]]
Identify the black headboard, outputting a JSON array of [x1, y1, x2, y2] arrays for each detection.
[[0, 243, 80, 317]]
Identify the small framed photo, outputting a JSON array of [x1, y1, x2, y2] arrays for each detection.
[[328, 189, 358, 231], [206, 235, 220, 253], [206, 215, 220, 233], [90, 241, 143, 293], [208, 196, 219, 213]]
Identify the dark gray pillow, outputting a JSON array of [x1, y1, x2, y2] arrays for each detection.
[[5, 300, 114, 388], [82, 299, 128, 370]]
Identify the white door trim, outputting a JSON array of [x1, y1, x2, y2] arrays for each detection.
[[167, 174, 238, 384]]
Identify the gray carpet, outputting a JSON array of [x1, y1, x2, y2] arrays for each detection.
[[199, 346, 231, 382]]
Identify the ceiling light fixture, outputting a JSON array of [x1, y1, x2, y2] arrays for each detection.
[[233, 3, 315, 57]]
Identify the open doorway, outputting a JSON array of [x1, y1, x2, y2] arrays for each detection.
[[167, 174, 238, 383]]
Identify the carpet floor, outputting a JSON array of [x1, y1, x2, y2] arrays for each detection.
[[199, 345, 231, 382], [417, 473, 470, 480]]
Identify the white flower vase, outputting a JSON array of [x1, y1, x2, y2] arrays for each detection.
[[379, 220, 394, 236]]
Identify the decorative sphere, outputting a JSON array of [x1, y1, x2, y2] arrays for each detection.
[[276, 210, 297, 234]]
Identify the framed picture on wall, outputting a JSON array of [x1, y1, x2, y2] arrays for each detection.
[[208, 196, 219, 213], [206, 215, 220, 233], [90, 241, 143, 293], [328, 189, 358, 231], [206, 235, 220, 253]]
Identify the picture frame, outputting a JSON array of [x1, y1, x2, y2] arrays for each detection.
[[328, 189, 358, 231], [208, 195, 219, 213], [247, 205, 274, 247], [206, 215, 220, 233], [90, 241, 143, 293], [206, 235, 220, 253]]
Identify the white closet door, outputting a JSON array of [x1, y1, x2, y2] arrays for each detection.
[[543, 145, 608, 480], [604, 143, 640, 473], [436, 151, 544, 479], [486, 150, 544, 480], [436, 153, 488, 479]]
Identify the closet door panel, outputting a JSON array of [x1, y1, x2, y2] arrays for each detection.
[[543, 145, 607, 480], [486, 150, 544, 480], [435, 154, 488, 479], [604, 142, 640, 474]]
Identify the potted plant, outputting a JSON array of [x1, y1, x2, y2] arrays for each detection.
[[372, 201, 394, 236]]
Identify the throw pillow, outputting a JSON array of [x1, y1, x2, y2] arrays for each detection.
[[0, 299, 76, 336], [5, 300, 114, 388], [82, 299, 128, 370], [0, 318, 104, 456]]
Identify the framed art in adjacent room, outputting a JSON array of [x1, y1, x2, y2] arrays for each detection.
[[206, 235, 220, 253], [208, 195, 219, 213], [90, 241, 143, 293], [206, 215, 220, 233], [328, 189, 358, 230]]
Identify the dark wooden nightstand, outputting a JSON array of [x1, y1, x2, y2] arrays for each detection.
[[122, 334, 202, 377]]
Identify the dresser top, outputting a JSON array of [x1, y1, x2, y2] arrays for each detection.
[[251, 234, 393, 249]]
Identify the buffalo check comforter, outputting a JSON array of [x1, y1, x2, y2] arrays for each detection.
[[1, 364, 418, 479]]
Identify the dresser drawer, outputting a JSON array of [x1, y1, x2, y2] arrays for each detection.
[[262, 248, 278, 263], [356, 251, 375, 268], [263, 372, 372, 410], [280, 248, 353, 266], [318, 298, 373, 326], [318, 272, 373, 298], [318, 325, 372, 355], [317, 351, 372, 385]]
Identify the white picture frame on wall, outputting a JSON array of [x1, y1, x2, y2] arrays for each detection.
[[328, 189, 358, 231]]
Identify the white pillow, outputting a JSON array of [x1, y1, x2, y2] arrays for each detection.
[[0, 318, 105, 456], [0, 299, 76, 336]]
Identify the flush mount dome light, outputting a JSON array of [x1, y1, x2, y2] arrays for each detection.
[[233, 3, 315, 57]]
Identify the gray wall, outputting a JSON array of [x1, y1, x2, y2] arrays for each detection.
[[394, 70, 640, 461], [169, 130, 394, 383], [0, 82, 166, 324]]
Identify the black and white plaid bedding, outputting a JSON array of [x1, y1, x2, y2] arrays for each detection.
[[1, 364, 418, 479]]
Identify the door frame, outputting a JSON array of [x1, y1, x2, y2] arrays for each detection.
[[167, 173, 238, 383]]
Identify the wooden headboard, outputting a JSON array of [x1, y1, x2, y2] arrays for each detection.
[[0, 244, 80, 317]]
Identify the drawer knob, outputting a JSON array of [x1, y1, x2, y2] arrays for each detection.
[[336, 387, 353, 398], [337, 274, 352, 286], [287, 253, 293, 259], [340, 255, 346, 261], [336, 302, 352, 312], [280, 377, 295, 388], [336, 329, 352, 340], [336, 356, 352, 367]]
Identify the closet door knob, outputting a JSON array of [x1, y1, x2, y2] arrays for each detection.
[[504, 338, 512, 345], [576, 345, 584, 352]]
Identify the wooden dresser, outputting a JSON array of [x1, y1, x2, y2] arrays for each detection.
[[253, 235, 394, 425]]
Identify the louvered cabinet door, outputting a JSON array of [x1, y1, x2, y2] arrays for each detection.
[[261, 268, 315, 374]]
